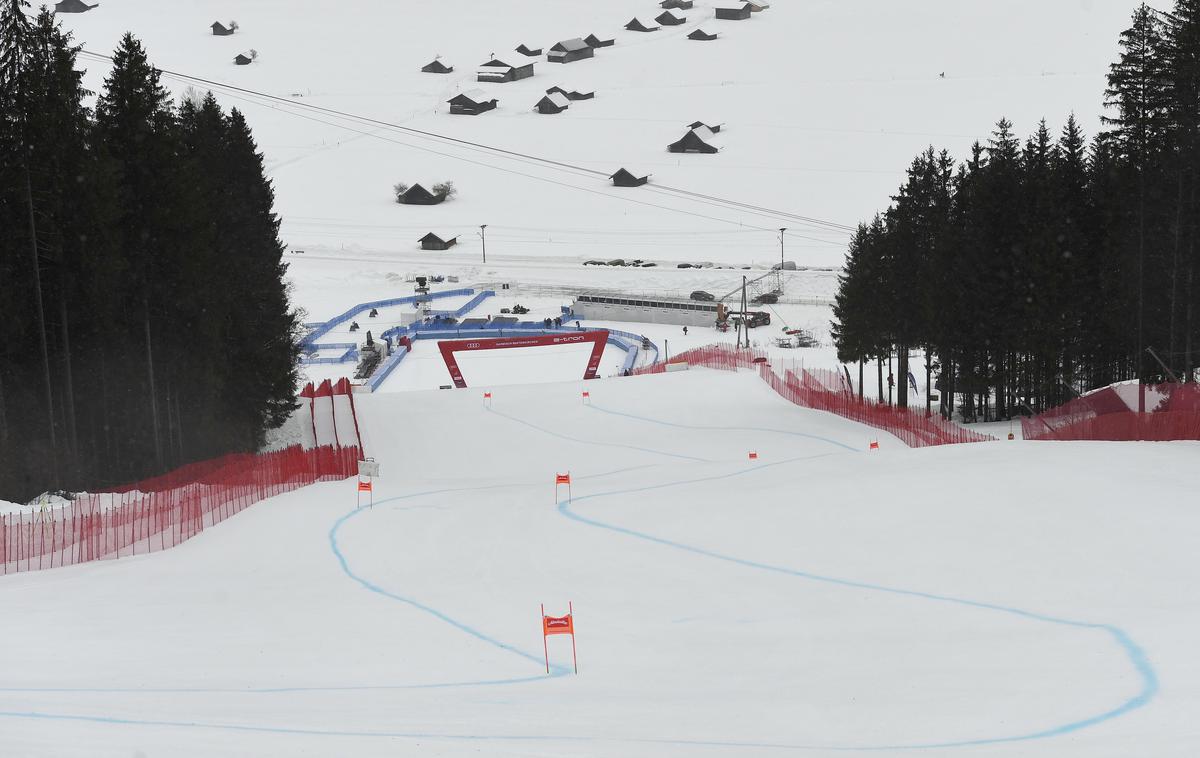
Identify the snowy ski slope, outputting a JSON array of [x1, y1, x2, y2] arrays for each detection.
[[2, 369, 1198, 757]]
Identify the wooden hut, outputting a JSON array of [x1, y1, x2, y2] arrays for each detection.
[[447, 89, 498, 115], [667, 127, 719, 154], [234, 53, 253, 66], [421, 58, 454, 74], [714, 1, 752, 20], [476, 58, 535, 83], [535, 92, 571, 114], [610, 168, 649, 187], [584, 33, 615, 48], [399, 184, 447, 206], [546, 85, 594, 101], [211, 21, 235, 36], [419, 233, 458, 250], [687, 28, 718, 40], [660, 0, 694, 8], [54, 0, 97, 12], [548, 38, 594, 63], [687, 121, 723, 133], [515, 44, 543, 57], [655, 10, 686, 26], [625, 17, 660, 32]]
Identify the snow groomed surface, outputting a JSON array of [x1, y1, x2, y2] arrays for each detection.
[[2, 369, 1196, 757]]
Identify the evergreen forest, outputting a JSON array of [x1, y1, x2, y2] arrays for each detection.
[[833, 2, 1200, 421], [0, 2, 299, 499]]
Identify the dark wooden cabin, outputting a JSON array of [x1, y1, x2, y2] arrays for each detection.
[[447, 90, 498, 115], [421, 58, 454, 74], [661, 0, 694, 8], [54, 0, 97, 12], [515, 44, 543, 57], [535, 93, 571, 114], [610, 168, 649, 187], [655, 10, 686, 26], [234, 53, 253, 66], [714, 1, 752, 20], [687, 28, 718, 40], [667, 127, 719, 154], [399, 184, 447, 206], [584, 34, 615, 48], [548, 38, 594, 63], [688, 121, 723, 133], [477, 58, 535, 83], [625, 17, 660, 32], [211, 21, 234, 36], [419, 233, 458, 250]]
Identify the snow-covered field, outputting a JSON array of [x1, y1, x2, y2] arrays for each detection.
[[54, 0, 1162, 268], [2, 369, 1198, 757]]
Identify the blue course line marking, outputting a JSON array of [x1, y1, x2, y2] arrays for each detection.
[[586, 402, 862, 453], [486, 405, 712, 462], [556, 457, 1159, 750]]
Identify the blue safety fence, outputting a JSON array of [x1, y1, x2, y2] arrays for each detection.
[[303, 343, 359, 365]]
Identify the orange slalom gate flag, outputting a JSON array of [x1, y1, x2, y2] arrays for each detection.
[[543, 614, 574, 636], [555, 473, 571, 485], [357, 479, 373, 492]]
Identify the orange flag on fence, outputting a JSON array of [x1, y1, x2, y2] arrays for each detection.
[[555, 473, 571, 485], [357, 479, 373, 492]]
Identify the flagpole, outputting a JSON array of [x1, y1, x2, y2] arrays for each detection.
[[541, 603, 549, 673], [569, 600, 578, 674]]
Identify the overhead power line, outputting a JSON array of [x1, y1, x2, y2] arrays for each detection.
[[77, 49, 857, 237]]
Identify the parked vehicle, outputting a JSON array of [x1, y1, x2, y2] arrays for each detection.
[[690, 290, 716, 301]]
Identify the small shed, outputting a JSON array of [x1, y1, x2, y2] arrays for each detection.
[[548, 38, 594, 63], [515, 44, 543, 57], [546, 85, 594, 101], [610, 168, 649, 187], [584, 33, 615, 48], [477, 58, 535, 83], [655, 10, 686, 26], [535, 92, 571, 115], [234, 53, 253, 66], [625, 17, 659, 32], [688, 28, 718, 40], [399, 184, 448, 205], [421, 58, 454, 74], [447, 89, 498, 115], [211, 21, 234, 36], [715, 1, 752, 20], [419, 233, 458, 250], [667, 127, 719, 154], [53, 0, 97, 12], [660, 0, 694, 8], [688, 121, 723, 133]]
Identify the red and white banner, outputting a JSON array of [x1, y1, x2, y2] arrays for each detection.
[[437, 331, 609, 388], [541, 602, 578, 673]]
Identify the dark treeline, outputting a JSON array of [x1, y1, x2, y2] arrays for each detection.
[[1, 2, 299, 500], [833, 2, 1200, 422]]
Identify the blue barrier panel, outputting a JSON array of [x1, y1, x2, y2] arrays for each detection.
[[366, 347, 410, 392], [301, 288, 476, 349]]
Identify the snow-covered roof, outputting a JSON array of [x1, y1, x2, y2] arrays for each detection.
[[690, 126, 716, 142], [456, 88, 492, 103], [714, 0, 751, 8], [628, 17, 659, 28], [553, 37, 589, 52], [544, 92, 571, 108]]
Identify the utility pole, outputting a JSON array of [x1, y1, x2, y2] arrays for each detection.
[[778, 227, 786, 270], [479, 224, 488, 263]]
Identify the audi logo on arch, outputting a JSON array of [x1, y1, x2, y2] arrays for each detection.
[[465, 343, 481, 349]]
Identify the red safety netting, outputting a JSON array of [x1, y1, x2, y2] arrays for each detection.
[[1022, 382, 1200, 441], [1, 444, 359, 576], [634, 345, 993, 447]]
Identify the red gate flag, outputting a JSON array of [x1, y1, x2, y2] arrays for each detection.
[[582, 391, 590, 398], [748, 451, 758, 460], [541, 602, 578, 674], [556, 473, 571, 485], [483, 392, 492, 399], [543, 614, 574, 635], [869, 440, 880, 450], [357, 479, 373, 492]]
